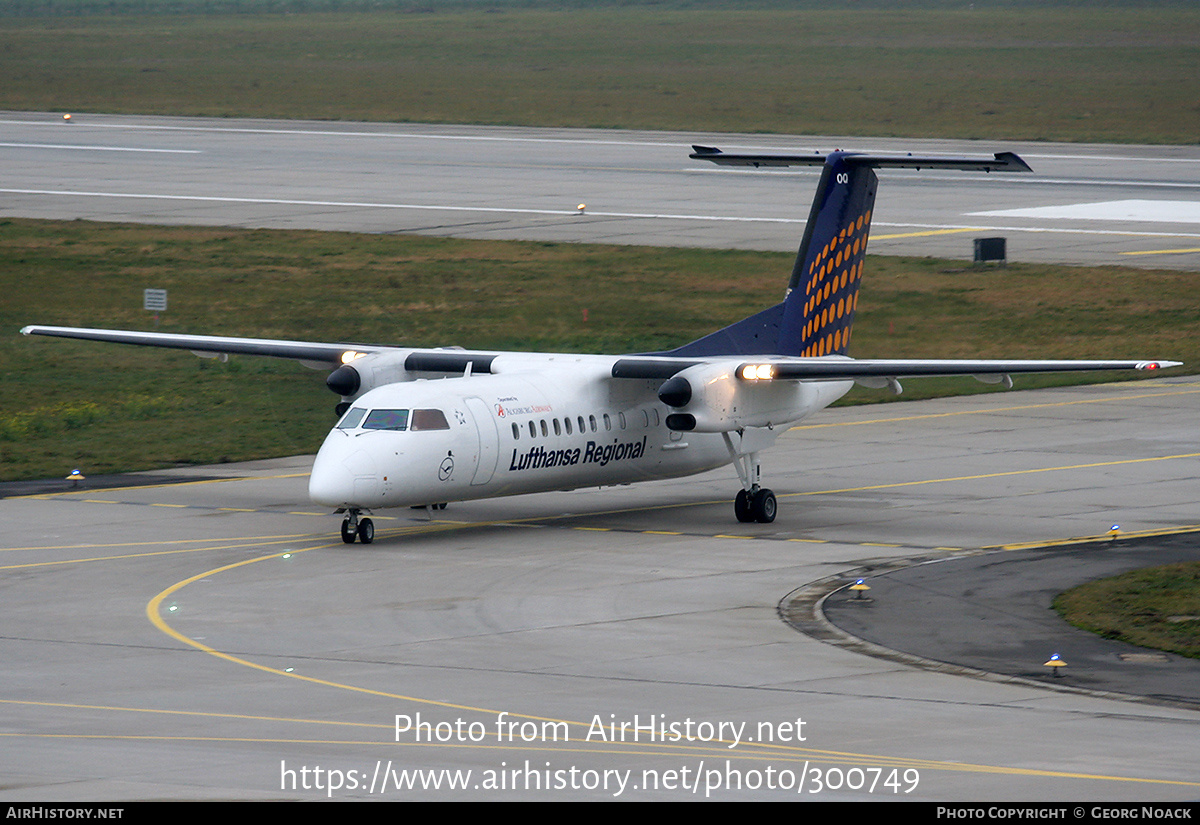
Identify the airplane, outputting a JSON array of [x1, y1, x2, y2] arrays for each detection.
[[21, 146, 1181, 544]]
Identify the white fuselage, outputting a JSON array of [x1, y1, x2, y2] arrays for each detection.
[[308, 352, 853, 511]]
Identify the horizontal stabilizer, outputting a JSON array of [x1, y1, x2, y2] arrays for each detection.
[[690, 146, 1032, 173]]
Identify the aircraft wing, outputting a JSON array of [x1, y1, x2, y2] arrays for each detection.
[[24, 326, 1180, 381], [19, 325, 389, 368], [610, 356, 1180, 381], [612, 354, 1181, 434], [748, 357, 1180, 380]]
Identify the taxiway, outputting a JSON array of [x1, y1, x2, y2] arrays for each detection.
[[1, 379, 1197, 800], [2, 116, 1198, 800]]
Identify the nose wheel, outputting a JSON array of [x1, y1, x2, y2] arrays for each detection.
[[340, 511, 375, 544]]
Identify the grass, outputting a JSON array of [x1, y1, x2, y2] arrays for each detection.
[[0, 4, 1197, 143], [1054, 562, 1200, 659], [3, 217, 1194, 481]]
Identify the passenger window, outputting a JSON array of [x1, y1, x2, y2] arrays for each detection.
[[553, 419, 562, 436], [603, 413, 611, 431], [529, 421, 536, 438], [540, 420, 548, 437], [589, 415, 597, 432], [337, 407, 367, 430], [565, 417, 573, 435], [512, 422, 520, 440], [410, 409, 450, 431], [578, 416, 586, 433], [618, 412, 626, 429]]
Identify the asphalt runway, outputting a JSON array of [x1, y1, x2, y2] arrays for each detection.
[[2, 378, 1198, 801], [2, 112, 1199, 269], [2, 115, 1199, 801]]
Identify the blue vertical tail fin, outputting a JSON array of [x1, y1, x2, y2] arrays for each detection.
[[780, 151, 877, 357], [666, 147, 1030, 358]]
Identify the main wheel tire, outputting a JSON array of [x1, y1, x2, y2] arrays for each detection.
[[734, 489, 754, 523], [357, 517, 375, 544], [752, 489, 777, 523], [341, 519, 357, 544]]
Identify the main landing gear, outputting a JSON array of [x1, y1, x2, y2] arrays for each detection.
[[725, 438, 777, 523], [735, 487, 777, 523], [340, 509, 374, 544]]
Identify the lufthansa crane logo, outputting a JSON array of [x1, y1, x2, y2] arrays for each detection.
[[438, 454, 454, 482]]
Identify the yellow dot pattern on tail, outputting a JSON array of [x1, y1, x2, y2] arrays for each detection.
[[800, 208, 871, 357]]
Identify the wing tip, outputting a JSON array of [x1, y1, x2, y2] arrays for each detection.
[[993, 151, 1033, 173]]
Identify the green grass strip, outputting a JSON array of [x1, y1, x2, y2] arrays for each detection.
[[1055, 563, 1200, 659], [1, 5, 1197, 143]]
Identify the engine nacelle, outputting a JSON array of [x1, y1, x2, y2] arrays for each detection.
[[657, 361, 847, 432], [326, 351, 414, 400]]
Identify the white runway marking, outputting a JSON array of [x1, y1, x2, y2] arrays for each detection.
[[0, 187, 798, 222], [0, 118, 686, 148], [1021, 152, 1200, 165], [5, 188, 1200, 240], [972, 199, 1200, 224], [0, 141, 200, 154]]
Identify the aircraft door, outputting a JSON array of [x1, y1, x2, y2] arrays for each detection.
[[464, 396, 500, 486]]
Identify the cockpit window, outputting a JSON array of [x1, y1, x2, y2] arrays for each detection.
[[337, 407, 367, 430], [362, 409, 410, 431], [410, 408, 450, 431], [349, 408, 449, 432]]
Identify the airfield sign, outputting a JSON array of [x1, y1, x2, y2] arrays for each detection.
[[143, 289, 168, 312]]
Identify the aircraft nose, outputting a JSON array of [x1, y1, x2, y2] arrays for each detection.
[[309, 435, 381, 507], [309, 451, 355, 507]]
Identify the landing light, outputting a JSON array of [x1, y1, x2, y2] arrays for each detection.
[[340, 350, 363, 364], [740, 364, 774, 380]]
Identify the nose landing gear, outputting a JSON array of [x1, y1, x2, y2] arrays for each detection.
[[340, 509, 375, 544]]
